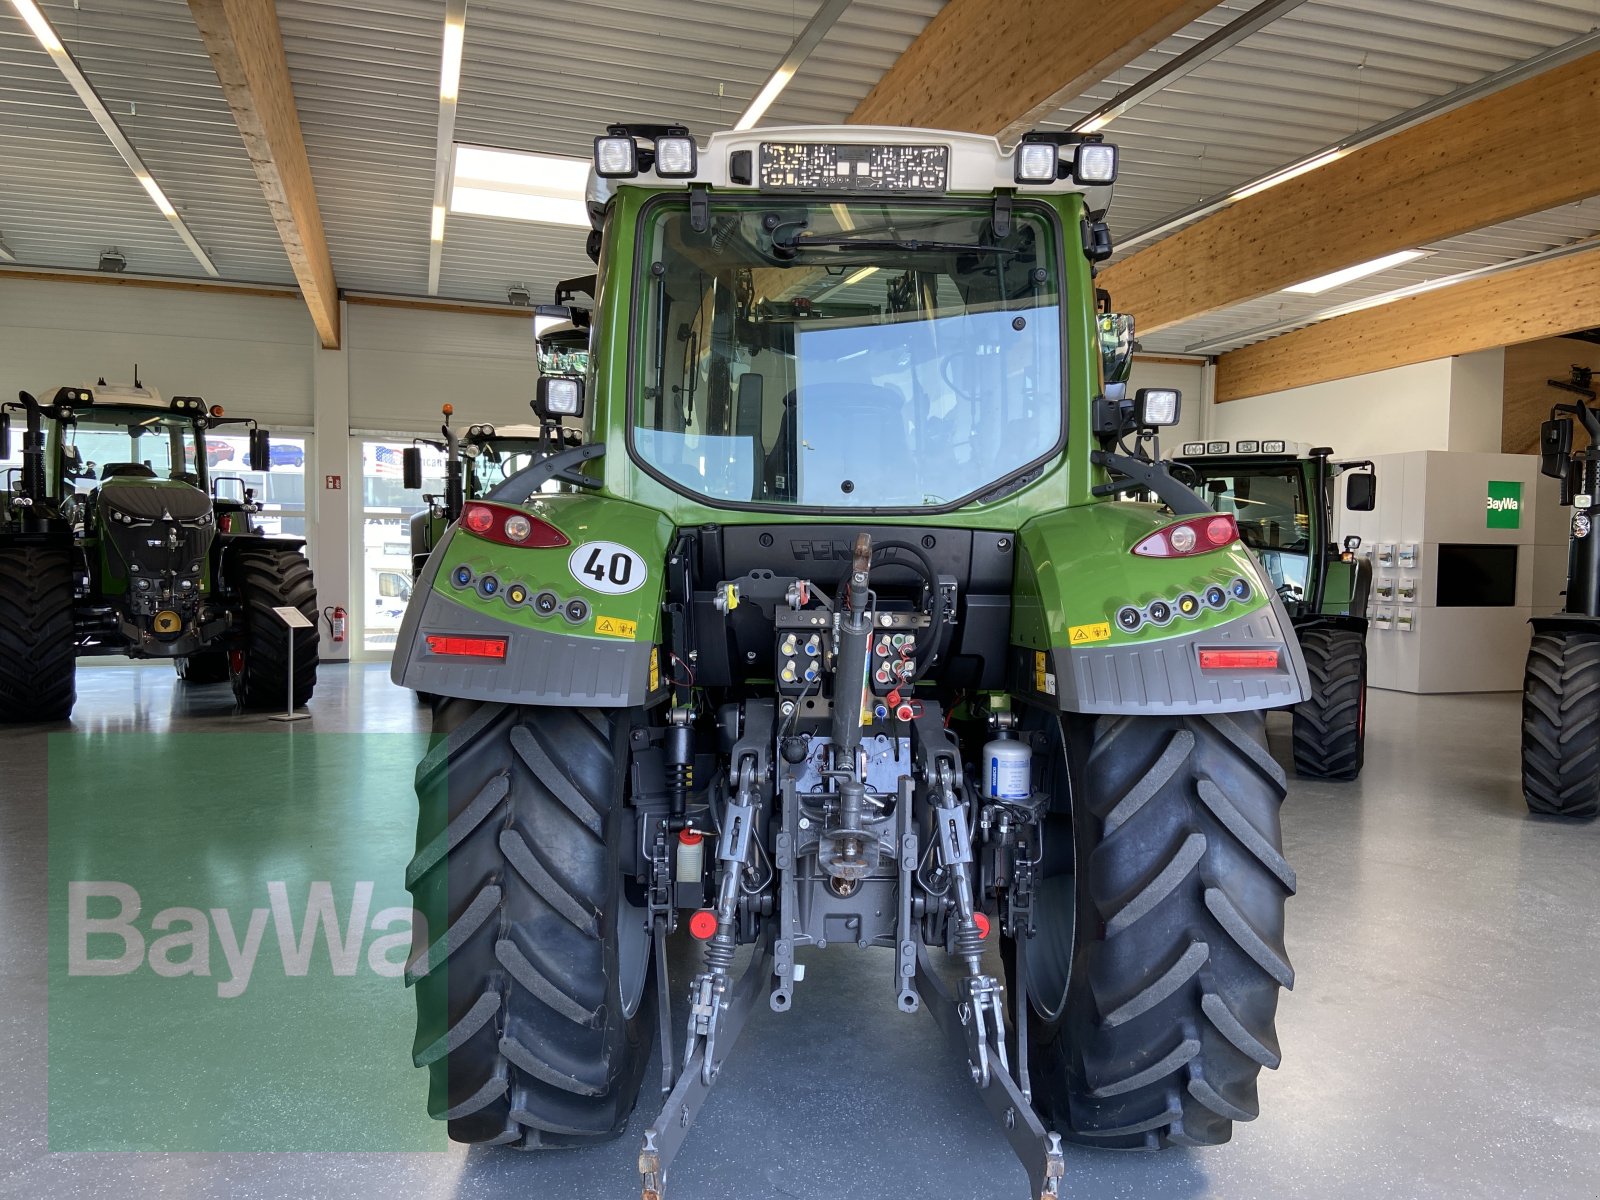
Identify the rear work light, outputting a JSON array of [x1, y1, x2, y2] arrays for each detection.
[[1198, 648, 1280, 671], [458, 501, 569, 548], [425, 635, 507, 659], [1131, 514, 1239, 558]]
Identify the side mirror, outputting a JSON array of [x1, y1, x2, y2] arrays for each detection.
[[534, 376, 585, 422], [0, 413, 10, 460], [401, 446, 423, 490], [1345, 472, 1376, 511], [1133, 388, 1180, 428], [247, 427, 271, 471], [1098, 312, 1135, 387], [1540, 417, 1574, 480]]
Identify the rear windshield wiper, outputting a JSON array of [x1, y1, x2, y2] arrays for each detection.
[[782, 235, 1018, 256]]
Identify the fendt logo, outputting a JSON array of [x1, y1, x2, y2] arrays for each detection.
[[67, 881, 421, 999], [790, 539, 856, 561]]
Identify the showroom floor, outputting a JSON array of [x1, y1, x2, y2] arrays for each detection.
[[4, 664, 1598, 1199]]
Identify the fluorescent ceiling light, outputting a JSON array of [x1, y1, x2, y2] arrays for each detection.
[[10, 0, 62, 52], [1229, 149, 1346, 202], [1283, 249, 1428, 295], [735, 68, 794, 131], [136, 173, 176, 217], [842, 266, 878, 287], [1076, 112, 1113, 135], [448, 145, 589, 227], [439, 18, 464, 101], [430, 205, 446, 242]]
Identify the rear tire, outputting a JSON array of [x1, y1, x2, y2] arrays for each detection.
[[0, 545, 76, 722], [1291, 626, 1366, 780], [1015, 711, 1294, 1149], [175, 650, 230, 684], [229, 546, 317, 710], [1521, 630, 1600, 818], [407, 700, 653, 1148]]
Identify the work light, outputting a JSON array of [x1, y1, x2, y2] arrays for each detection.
[[1134, 387, 1180, 427], [594, 135, 637, 178], [1074, 142, 1118, 185], [654, 135, 697, 177], [1014, 141, 1058, 184], [536, 376, 584, 420]]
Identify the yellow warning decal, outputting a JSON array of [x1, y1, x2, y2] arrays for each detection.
[[595, 615, 637, 640], [1069, 621, 1111, 645], [1034, 650, 1048, 691], [649, 648, 661, 691]]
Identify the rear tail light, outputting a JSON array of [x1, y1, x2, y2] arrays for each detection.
[[1198, 648, 1279, 670], [1132, 514, 1239, 558], [425, 635, 507, 659], [458, 502, 569, 548]]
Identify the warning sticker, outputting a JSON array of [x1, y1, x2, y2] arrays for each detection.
[[1034, 650, 1048, 691], [649, 649, 661, 691], [595, 615, 637, 640], [1069, 621, 1111, 645]]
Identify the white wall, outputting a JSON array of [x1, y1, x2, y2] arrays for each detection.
[[346, 304, 538, 434], [1210, 358, 1455, 458], [0, 279, 315, 424]]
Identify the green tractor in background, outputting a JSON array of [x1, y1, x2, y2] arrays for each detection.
[[0, 382, 317, 721], [393, 123, 1310, 1197], [1172, 441, 1375, 780]]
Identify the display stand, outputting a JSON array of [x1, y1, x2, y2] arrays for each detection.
[[268, 606, 313, 723]]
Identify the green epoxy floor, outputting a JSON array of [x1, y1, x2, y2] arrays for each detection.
[[3, 663, 1598, 1198]]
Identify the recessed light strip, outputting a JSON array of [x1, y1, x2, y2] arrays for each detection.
[[1283, 249, 1428, 295], [427, 0, 470, 295], [1120, 27, 1600, 253], [7, 0, 218, 275], [734, 0, 853, 130], [1184, 237, 1600, 355]]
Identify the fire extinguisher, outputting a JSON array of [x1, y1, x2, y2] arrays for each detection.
[[323, 605, 347, 643]]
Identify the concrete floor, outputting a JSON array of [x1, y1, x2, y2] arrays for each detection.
[[4, 663, 1599, 1199]]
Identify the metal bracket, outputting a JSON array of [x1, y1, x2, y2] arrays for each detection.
[[914, 944, 1065, 1199], [484, 442, 605, 502], [651, 916, 674, 1096], [640, 937, 776, 1200]]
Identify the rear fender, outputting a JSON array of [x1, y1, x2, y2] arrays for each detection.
[[1011, 502, 1309, 715], [391, 493, 673, 706]]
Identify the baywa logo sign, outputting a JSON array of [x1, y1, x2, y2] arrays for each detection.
[[67, 880, 421, 999], [1487, 480, 1523, 529]]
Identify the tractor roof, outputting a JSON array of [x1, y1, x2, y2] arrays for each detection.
[[585, 124, 1114, 227], [37, 383, 209, 416]]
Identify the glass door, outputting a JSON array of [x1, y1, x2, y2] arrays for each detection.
[[358, 438, 443, 654]]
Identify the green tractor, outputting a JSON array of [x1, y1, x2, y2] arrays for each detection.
[[1171, 440, 1376, 780], [0, 382, 317, 721], [393, 123, 1310, 1196]]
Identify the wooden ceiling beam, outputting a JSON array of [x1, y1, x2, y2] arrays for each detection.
[[1214, 245, 1600, 403], [1100, 50, 1600, 335], [849, 0, 1221, 135], [187, 0, 340, 348]]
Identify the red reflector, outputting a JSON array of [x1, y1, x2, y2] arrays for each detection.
[[1198, 648, 1280, 670], [688, 910, 718, 940], [459, 501, 569, 548], [425, 634, 507, 659], [973, 912, 991, 940]]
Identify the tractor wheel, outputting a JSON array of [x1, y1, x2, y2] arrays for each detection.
[[1291, 626, 1367, 780], [229, 546, 318, 710], [407, 700, 653, 1148], [175, 650, 230, 684], [1013, 710, 1294, 1149], [0, 545, 76, 722], [1521, 630, 1600, 818]]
